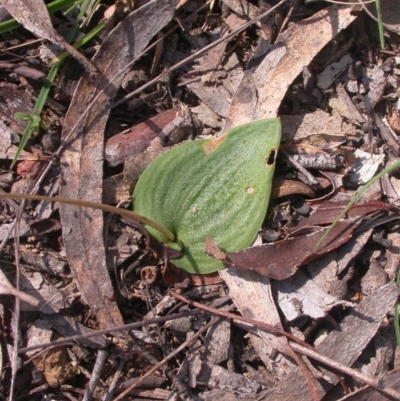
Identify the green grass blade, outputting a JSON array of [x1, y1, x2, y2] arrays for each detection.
[[63, 0, 98, 43], [50, 22, 105, 65], [63, 0, 87, 15], [313, 159, 400, 253], [64, 0, 88, 40], [11, 63, 60, 167], [10, 0, 101, 167], [375, 0, 384, 48]]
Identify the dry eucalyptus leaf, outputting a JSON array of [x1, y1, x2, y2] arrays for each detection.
[[212, 219, 361, 280], [273, 270, 353, 321], [0, 0, 97, 74], [59, 0, 178, 330]]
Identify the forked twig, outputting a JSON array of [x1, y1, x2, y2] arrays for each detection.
[[171, 291, 400, 400]]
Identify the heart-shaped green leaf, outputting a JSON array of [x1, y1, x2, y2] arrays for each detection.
[[133, 118, 281, 274]]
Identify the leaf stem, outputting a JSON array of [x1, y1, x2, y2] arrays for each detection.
[[0, 193, 176, 242]]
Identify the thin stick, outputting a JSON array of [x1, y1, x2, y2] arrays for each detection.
[[83, 349, 109, 401], [113, 0, 287, 108], [170, 291, 314, 350], [104, 360, 125, 401], [171, 291, 400, 399], [112, 308, 234, 401], [277, 0, 299, 36], [18, 309, 209, 354], [8, 216, 22, 401], [0, 192, 175, 242], [291, 342, 400, 400], [287, 346, 320, 401]]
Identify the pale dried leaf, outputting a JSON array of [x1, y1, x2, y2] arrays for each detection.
[[273, 270, 353, 321], [0, 0, 96, 73], [259, 283, 400, 400], [185, 48, 243, 118], [255, 5, 355, 119], [363, 65, 387, 112], [347, 149, 385, 185], [281, 109, 355, 142], [0, 0, 60, 43], [317, 54, 353, 90], [219, 269, 296, 375]]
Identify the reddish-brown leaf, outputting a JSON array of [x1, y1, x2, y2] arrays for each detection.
[[293, 200, 395, 232], [105, 108, 181, 166], [206, 200, 400, 280], [213, 219, 361, 280]]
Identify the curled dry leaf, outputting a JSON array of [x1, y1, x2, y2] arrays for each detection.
[[271, 178, 315, 199], [105, 108, 190, 167], [206, 219, 361, 280], [206, 200, 400, 280]]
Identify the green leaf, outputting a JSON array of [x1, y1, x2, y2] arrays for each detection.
[[14, 112, 33, 122], [133, 118, 281, 274]]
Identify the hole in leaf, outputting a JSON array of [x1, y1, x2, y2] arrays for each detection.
[[266, 149, 278, 166], [246, 187, 254, 194]]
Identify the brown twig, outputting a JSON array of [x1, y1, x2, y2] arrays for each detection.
[[170, 291, 314, 350], [171, 291, 400, 399], [17, 300, 228, 355], [287, 347, 320, 401], [112, 308, 234, 401], [371, 111, 400, 157], [277, 0, 299, 36], [291, 342, 400, 400]]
